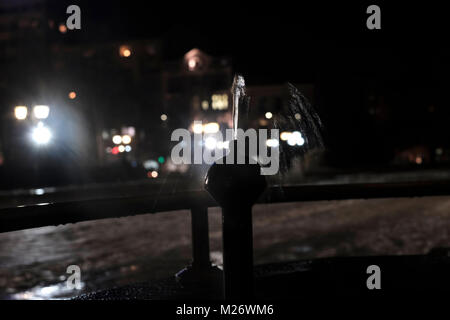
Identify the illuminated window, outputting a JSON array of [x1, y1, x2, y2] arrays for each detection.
[[201, 100, 209, 110], [211, 94, 228, 110], [184, 48, 204, 71], [188, 58, 198, 71]]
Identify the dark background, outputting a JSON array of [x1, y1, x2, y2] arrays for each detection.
[[1, 0, 450, 188]]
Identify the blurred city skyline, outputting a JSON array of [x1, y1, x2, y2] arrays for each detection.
[[1, 0, 450, 190]]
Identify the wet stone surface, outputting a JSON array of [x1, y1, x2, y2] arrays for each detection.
[[0, 197, 450, 299]]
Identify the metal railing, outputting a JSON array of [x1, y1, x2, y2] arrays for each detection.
[[2, 180, 450, 234], [1, 179, 450, 298]]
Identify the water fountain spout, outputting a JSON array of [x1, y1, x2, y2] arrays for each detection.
[[205, 74, 266, 299], [231, 74, 246, 140]]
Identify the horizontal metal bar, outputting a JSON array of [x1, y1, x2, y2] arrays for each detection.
[[1, 180, 450, 233], [264, 180, 450, 203], [0, 191, 216, 233]]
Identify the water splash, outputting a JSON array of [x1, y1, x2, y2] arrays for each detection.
[[272, 83, 325, 175], [231, 74, 246, 139]]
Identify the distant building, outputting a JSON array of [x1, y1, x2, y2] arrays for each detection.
[[162, 48, 233, 131]]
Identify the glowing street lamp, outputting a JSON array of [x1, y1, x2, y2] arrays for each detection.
[[14, 106, 28, 120], [59, 24, 67, 34], [68, 91, 77, 99], [31, 122, 52, 145], [119, 45, 132, 58], [33, 105, 50, 119]]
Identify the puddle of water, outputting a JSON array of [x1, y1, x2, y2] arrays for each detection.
[[11, 281, 85, 300], [210, 251, 223, 266]]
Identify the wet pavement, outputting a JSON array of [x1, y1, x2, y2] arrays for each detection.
[[1, 195, 449, 299]]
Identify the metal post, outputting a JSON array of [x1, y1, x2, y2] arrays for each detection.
[[191, 206, 211, 272], [221, 204, 254, 298], [204, 75, 266, 299], [176, 207, 222, 294], [205, 147, 266, 299]]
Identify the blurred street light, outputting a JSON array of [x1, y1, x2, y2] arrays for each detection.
[[216, 140, 230, 149], [282, 131, 304, 146], [192, 123, 203, 134], [143, 160, 159, 170], [191, 122, 220, 134], [14, 106, 28, 120], [112, 135, 122, 144], [203, 122, 219, 134], [33, 105, 50, 119], [160, 114, 167, 121], [205, 137, 217, 150], [68, 91, 77, 99], [287, 131, 305, 146], [265, 112, 273, 119], [280, 132, 291, 141], [266, 139, 279, 147], [119, 45, 132, 58], [31, 122, 52, 145], [122, 135, 131, 144], [150, 171, 158, 178]]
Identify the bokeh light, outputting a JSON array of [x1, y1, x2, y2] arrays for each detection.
[[14, 106, 28, 120], [33, 105, 50, 119]]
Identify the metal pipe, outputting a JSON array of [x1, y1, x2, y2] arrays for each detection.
[[221, 203, 254, 298]]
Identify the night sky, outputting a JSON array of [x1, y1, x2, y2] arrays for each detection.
[[39, 1, 450, 85]]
